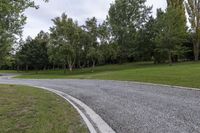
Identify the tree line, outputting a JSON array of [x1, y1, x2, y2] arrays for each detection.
[[0, 0, 200, 72]]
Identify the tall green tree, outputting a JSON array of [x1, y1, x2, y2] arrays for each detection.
[[98, 21, 118, 64], [83, 17, 100, 68], [86, 47, 102, 72], [98, 21, 111, 46], [135, 16, 157, 61], [167, 0, 186, 32], [50, 13, 80, 72], [185, 0, 200, 61], [76, 28, 91, 68], [34, 31, 49, 70], [108, 0, 152, 62], [16, 31, 49, 71], [0, 0, 47, 66], [167, 0, 184, 7], [15, 37, 32, 71], [155, 7, 187, 64], [84, 17, 98, 48]]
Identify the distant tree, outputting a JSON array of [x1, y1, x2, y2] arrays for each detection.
[[0, 0, 48, 67], [108, 0, 152, 62], [16, 31, 49, 71], [100, 43, 118, 64], [167, 0, 185, 9], [185, 0, 200, 61], [84, 17, 100, 68], [155, 7, 187, 64], [76, 28, 91, 68], [34, 31, 49, 70], [47, 42, 61, 70], [86, 47, 102, 72], [98, 21, 111, 45], [50, 13, 80, 72], [134, 16, 157, 61], [15, 37, 32, 71], [98, 21, 117, 64], [84, 17, 98, 48]]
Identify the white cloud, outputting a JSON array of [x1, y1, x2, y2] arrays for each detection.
[[23, 0, 167, 39]]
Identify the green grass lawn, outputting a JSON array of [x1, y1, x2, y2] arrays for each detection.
[[3, 61, 200, 89], [0, 85, 88, 133], [67, 62, 200, 88]]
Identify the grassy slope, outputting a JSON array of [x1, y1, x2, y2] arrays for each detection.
[[67, 62, 200, 88], [0, 85, 88, 133], [3, 61, 200, 88]]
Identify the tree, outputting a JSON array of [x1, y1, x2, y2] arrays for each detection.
[[83, 17, 100, 68], [134, 16, 157, 61], [98, 21, 118, 64], [86, 47, 102, 72], [108, 0, 152, 62], [15, 37, 32, 71], [98, 21, 111, 46], [155, 7, 187, 64], [167, 0, 184, 7], [185, 0, 200, 61], [84, 17, 98, 48], [34, 31, 49, 70], [0, 0, 48, 66], [47, 42, 61, 70], [76, 28, 91, 68], [16, 31, 49, 71], [50, 13, 79, 72], [99, 43, 118, 64]]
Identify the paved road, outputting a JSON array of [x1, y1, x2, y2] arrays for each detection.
[[0, 75, 200, 133]]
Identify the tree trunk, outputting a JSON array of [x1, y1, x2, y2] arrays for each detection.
[[68, 64, 73, 72], [78, 60, 81, 69], [63, 64, 66, 74], [92, 60, 95, 72], [35, 67, 38, 74], [87, 60, 90, 68], [26, 64, 29, 71], [17, 65, 20, 72], [53, 64, 55, 70], [168, 51, 172, 65], [194, 42, 199, 61]]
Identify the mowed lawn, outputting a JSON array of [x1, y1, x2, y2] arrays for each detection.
[[5, 61, 200, 88], [0, 85, 88, 133]]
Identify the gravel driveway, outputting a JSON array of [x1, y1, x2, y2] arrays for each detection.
[[0, 75, 200, 133]]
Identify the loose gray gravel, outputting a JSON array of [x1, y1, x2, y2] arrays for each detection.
[[0, 74, 200, 133]]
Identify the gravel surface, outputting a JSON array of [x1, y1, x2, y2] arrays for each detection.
[[0, 74, 200, 133]]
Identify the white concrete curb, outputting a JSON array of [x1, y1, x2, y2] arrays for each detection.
[[34, 86, 115, 133]]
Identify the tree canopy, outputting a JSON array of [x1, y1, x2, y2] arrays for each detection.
[[0, 0, 48, 66], [185, 0, 200, 61], [1, 0, 199, 71]]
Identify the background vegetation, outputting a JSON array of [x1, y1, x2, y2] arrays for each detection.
[[0, 0, 200, 73]]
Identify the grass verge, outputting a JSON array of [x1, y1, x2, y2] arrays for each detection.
[[0, 84, 88, 133], [3, 61, 200, 89]]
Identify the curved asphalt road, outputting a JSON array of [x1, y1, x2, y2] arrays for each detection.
[[0, 75, 200, 133]]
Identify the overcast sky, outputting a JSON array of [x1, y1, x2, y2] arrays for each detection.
[[23, 0, 167, 39]]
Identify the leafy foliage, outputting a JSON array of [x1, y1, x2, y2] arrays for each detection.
[[108, 0, 152, 61], [1, 0, 198, 71], [16, 31, 49, 71], [0, 0, 48, 66], [185, 0, 200, 61], [154, 7, 187, 64]]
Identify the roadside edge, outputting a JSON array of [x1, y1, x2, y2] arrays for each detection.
[[34, 86, 115, 133]]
